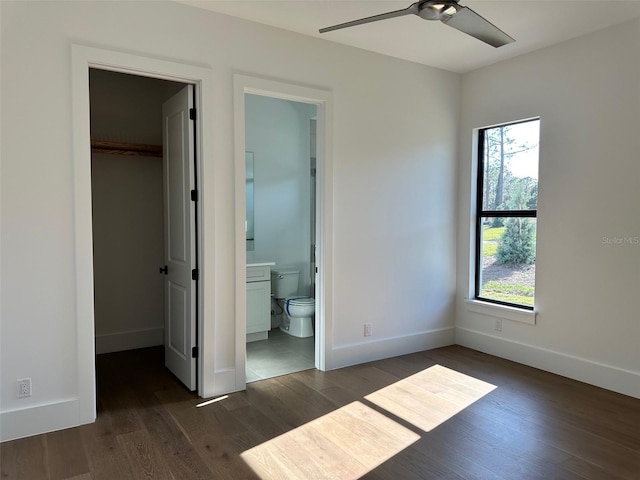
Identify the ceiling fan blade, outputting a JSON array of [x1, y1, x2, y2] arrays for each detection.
[[442, 6, 514, 48], [320, 3, 419, 33]]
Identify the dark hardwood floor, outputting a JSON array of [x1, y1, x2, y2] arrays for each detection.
[[1, 345, 639, 479]]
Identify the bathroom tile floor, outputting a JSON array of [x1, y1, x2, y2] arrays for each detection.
[[246, 328, 315, 382]]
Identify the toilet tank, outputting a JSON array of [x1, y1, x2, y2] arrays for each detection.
[[271, 269, 300, 298]]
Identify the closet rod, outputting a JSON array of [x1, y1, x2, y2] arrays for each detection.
[[91, 140, 162, 158]]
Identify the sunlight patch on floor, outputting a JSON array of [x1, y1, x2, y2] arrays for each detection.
[[241, 364, 496, 479], [196, 395, 228, 408], [240, 401, 420, 479], [365, 364, 497, 432]]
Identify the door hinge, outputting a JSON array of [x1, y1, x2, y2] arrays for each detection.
[[189, 108, 197, 121], [191, 346, 198, 358], [191, 189, 198, 202], [192, 268, 199, 281]]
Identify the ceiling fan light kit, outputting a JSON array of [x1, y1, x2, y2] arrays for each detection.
[[319, 0, 515, 48]]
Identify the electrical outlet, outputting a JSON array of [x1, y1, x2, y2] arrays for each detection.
[[494, 319, 502, 332], [18, 378, 32, 398], [364, 323, 372, 337]]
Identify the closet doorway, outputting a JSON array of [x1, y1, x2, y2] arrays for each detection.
[[90, 69, 198, 391]]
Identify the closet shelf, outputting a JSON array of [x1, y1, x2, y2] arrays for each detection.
[[91, 140, 162, 158]]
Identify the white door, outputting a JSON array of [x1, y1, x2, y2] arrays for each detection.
[[162, 85, 197, 390]]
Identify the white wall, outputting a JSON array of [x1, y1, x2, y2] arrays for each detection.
[[91, 153, 165, 352], [456, 19, 640, 398], [245, 94, 316, 296], [89, 69, 184, 145], [0, 0, 458, 440]]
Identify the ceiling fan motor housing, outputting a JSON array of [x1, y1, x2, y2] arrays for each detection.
[[418, 1, 460, 21]]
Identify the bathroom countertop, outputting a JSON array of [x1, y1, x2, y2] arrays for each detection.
[[246, 262, 276, 267]]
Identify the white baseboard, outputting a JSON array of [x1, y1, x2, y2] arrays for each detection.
[[0, 398, 90, 442], [456, 327, 640, 399], [95, 327, 164, 354], [327, 327, 455, 371]]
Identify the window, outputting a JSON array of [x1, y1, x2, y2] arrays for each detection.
[[475, 119, 539, 310]]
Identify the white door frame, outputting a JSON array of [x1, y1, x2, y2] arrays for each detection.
[[71, 45, 213, 424], [233, 74, 334, 387]]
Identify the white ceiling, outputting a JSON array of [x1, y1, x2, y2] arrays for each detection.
[[177, 0, 640, 73]]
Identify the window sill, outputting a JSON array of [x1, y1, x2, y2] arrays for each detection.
[[465, 299, 536, 325]]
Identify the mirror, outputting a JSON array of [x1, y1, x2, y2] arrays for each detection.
[[246, 151, 255, 251]]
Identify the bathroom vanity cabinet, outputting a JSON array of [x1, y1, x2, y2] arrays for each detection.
[[246, 264, 272, 342]]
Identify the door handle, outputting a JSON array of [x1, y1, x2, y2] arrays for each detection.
[[159, 265, 168, 275]]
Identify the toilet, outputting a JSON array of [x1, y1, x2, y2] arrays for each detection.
[[271, 269, 315, 338]]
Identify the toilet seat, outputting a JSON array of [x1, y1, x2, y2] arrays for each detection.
[[286, 296, 315, 306], [284, 297, 315, 318]]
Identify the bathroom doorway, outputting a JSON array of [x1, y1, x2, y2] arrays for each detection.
[[233, 75, 333, 387], [244, 94, 317, 382]]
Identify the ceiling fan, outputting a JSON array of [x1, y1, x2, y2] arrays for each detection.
[[319, 0, 515, 48]]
